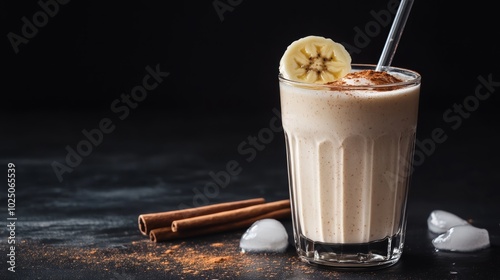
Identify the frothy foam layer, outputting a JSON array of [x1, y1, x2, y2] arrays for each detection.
[[327, 70, 403, 86]]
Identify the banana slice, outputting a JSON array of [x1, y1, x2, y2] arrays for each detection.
[[279, 35, 351, 84]]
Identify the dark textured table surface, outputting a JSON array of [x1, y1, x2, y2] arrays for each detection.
[[1, 109, 499, 280]]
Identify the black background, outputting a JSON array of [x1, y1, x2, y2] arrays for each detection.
[[3, 0, 500, 175], [2, 0, 500, 224], [3, 0, 499, 116], [2, 1, 500, 214]]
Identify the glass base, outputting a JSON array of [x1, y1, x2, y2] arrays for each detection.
[[295, 234, 403, 269]]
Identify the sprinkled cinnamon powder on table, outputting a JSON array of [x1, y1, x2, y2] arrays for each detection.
[[19, 236, 339, 278]]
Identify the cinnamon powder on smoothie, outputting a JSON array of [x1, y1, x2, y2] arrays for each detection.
[[328, 70, 403, 86]]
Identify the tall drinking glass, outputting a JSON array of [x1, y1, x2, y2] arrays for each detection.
[[279, 64, 421, 268]]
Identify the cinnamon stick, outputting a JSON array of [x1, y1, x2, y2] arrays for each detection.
[[138, 197, 266, 235], [171, 199, 290, 232], [150, 207, 291, 242]]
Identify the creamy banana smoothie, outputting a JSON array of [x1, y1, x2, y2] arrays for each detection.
[[278, 36, 421, 268]]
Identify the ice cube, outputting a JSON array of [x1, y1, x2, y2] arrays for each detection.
[[427, 210, 469, 234], [239, 219, 289, 253], [432, 225, 490, 252]]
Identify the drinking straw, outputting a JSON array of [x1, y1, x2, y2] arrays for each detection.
[[376, 0, 415, 70]]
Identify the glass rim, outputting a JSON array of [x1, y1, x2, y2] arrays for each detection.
[[278, 63, 421, 90]]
